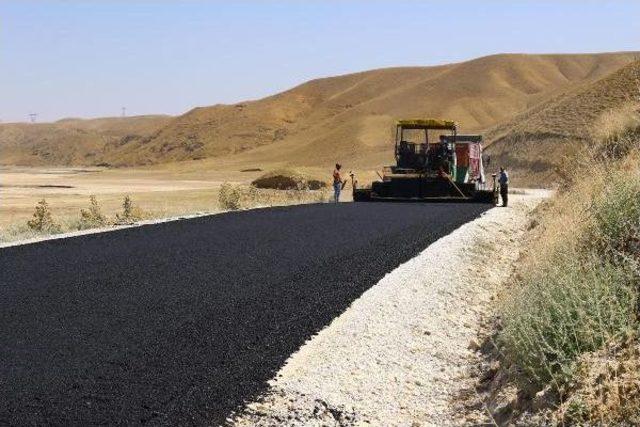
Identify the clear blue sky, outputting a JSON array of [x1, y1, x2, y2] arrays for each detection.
[[2, 1, 639, 123]]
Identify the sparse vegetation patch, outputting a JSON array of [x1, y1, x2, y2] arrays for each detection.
[[219, 182, 328, 211], [115, 195, 145, 224], [79, 195, 108, 229], [27, 199, 61, 233], [493, 102, 640, 424]]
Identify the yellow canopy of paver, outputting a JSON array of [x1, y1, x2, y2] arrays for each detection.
[[396, 119, 457, 130]]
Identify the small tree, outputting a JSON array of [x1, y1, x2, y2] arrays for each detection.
[[79, 195, 107, 229], [115, 195, 142, 224], [27, 199, 60, 232]]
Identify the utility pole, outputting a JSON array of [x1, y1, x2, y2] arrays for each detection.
[[121, 107, 126, 117], [28, 113, 37, 123]]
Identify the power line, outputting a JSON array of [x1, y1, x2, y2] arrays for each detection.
[[28, 113, 37, 123], [121, 107, 126, 117]]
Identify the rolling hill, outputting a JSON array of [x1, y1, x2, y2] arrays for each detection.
[[1, 52, 637, 173], [0, 115, 172, 166], [484, 58, 640, 185]]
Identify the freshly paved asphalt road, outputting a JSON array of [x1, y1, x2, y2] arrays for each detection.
[[0, 202, 490, 425]]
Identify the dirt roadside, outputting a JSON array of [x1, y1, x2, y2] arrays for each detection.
[[229, 190, 550, 427]]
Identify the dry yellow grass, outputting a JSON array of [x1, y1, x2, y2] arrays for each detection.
[[0, 166, 336, 243], [554, 336, 640, 425], [0, 161, 359, 238], [592, 102, 640, 145], [495, 104, 640, 424]]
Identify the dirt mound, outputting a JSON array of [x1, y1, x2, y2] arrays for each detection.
[[484, 60, 640, 186], [251, 169, 327, 190]]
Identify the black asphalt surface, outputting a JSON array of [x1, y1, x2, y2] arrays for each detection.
[[0, 202, 490, 426]]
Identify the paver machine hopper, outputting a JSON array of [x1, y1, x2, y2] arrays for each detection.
[[352, 119, 497, 203]]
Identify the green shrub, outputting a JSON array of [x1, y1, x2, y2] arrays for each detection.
[[500, 167, 640, 390], [26, 199, 61, 233], [501, 253, 638, 387]]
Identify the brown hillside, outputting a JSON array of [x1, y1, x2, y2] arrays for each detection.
[[485, 59, 640, 186], [118, 52, 638, 168], [0, 115, 171, 166], [1, 52, 637, 168]]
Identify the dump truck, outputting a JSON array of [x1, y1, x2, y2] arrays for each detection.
[[352, 119, 497, 203]]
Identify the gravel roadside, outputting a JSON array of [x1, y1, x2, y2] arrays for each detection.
[[230, 191, 549, 426]]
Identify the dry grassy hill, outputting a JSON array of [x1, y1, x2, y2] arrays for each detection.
[[485, 59, 640, 186], [1, 52, 637, 170], [125, 52, 637, 169], [0, 115, 171, 166]]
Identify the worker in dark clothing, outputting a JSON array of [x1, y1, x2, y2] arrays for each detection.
[[498, 167, 509, 207]]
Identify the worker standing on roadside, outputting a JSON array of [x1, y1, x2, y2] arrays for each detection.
[[498, 166, 509, 207], [333, 163, 343, 203]]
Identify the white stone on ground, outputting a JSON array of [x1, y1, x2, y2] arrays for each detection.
[[231, 191, 549, 427]]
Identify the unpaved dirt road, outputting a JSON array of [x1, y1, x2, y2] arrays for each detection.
[[0, 202, 489, 425]]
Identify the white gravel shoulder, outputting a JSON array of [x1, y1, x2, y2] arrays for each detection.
[[230, 191, 550, 427]]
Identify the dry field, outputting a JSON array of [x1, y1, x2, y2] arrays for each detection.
[[0, 166, 225, 228], [0, 163, 374, 239]]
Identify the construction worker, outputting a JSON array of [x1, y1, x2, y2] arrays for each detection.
[[333, 163, 344, 203], [498, 166, 509, 207]]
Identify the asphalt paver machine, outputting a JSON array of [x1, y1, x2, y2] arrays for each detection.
[[352, 119, 497, 203]]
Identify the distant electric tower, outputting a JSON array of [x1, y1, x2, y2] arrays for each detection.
[[28, 113, 37, 123], [121, 107, 126, 117]]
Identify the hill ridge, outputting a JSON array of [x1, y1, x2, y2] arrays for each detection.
[[485, 59, 640, 185], [1, 51, 637, 168]]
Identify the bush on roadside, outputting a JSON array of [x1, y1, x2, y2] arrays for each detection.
[[115, 195, 144, 224], [500, 144, 640, 396], [587, 170, 640, 255], [79, 195, 108, 229], [501, 252, 638, 387], [219, 182, 242, 210], [1, 223, 47, 243], [27, 199, 61, 233]]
